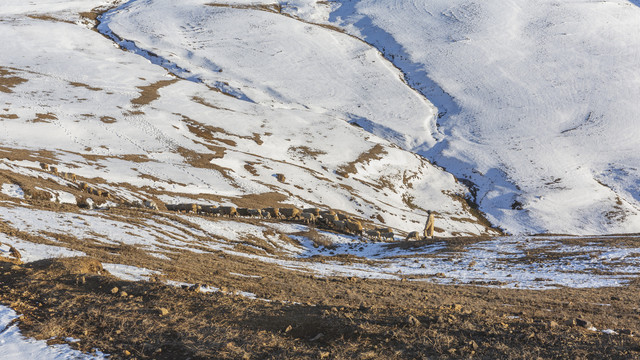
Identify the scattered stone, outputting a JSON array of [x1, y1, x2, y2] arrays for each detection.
[[158, 307, 169, 316], [119, 291, 128, 298], [284, 325, 292, 333], [319, 351, 330, 359], [407, 315, 421, 327], [123, 350, 131, 356], [549, 321, 559, 328], [111, 287, 119, 294], [470, 340, 479, 350], [576, 319, 592, 329]]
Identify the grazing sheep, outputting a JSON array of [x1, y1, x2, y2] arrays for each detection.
[[165, 204, 179, 212], [405, 231, 420, 241], [337, 213, 350, 221], [303, 208, 320, 216], [91, 188, 103, 197], [322, 213, 339, 222], [345, 220, 363, 235], [259, 209, 271, 219], [101, 191, 111, 198], [279, 207, 301, 219], [218, 206, 237, 217], [143, 200, 159, 211], [177, 203, 198, 213], [247, 209, 261, 218], [79, 182, 88, 191], [236, 208, 251, 217], [375, 227, 392, 234], [320, 210, 336, 218], [50, 166, 59, 176], [301, 212, 316, 225], [365, 229, 381, 241], [380, 231, 395, 241], [264, 207, 281, 219], [39, 162, 49, 171], [332, 220, 346, 232], [200, 205, 218, 216]]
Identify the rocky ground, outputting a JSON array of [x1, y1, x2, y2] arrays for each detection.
[[1, 253, 639, 359]]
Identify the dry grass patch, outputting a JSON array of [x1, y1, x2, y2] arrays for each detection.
[[0, 67, 28, 93], [336, 144, 387, 178], [131, 79, 179, 106]]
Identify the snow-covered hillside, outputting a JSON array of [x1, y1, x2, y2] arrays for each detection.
[[283, 0, 640, 235], [0, 0, 494, 235]]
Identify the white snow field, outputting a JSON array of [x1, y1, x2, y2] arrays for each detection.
[[285, 0, 640, 235]]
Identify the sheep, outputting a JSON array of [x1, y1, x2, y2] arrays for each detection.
[[260, 209, 271, 219], [91, 188, 103, 197], [337, 213, 350, 221], [365, 229, 381, 241], [177, 203, 198, 213], [375, 227, 393, 234], [200, 205, 219, 216], [301, 212, 316, 225], [62, 172, 77, 182], [279, 207, 301, 220], [101, 191, 111, 198], [247, 209, 261, 218], [303, 208, 320, 216], [165, 204, 180, 212], [264, 207, 281, 219], [332, 220, 346, 232], [79, 182, 88, 191], [236, 208, 251, 217], [143, 200, 159, 211], [39, 162, 49, 171], [405, 231, 421, 241], [218, 206, 237, 217], [380, 231, 395, 241], [50, 166, 59, 176], [345, 220, 363, 235]]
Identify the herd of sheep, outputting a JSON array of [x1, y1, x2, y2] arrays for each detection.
[[39, 162, 432, 242], [161, 202, 397, 241]]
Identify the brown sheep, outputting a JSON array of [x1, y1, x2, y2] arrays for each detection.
[[218, 206, 237, 217], [200, 205, 219, 216], [405, 231, 420, 241], [165, 204, 180, 212], [143, 200, 159, 211], [301, 212, 316, 225], [365, 229, 381, 241], [177, 203, 198, 213], [279, 207, 301, 219], [375, 227, 393, 234], [345, 220, 363, 235], [79, 182, 88, 191], [260, 209, 271, 219], [332, 220, 346, 232], [247, 209, 261, 218], [264, 207, 281, 219], [303, 208, 320, 216], [380, 231, 395, 241], [39, 162, 49, 171], [236, 208, 251, 217], [337, 213, 350, 221], [50, 166, 59, 176]]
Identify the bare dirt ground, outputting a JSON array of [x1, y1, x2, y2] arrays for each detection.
[[1, 253, 639, 359]]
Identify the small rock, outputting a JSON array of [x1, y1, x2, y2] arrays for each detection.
[[119, 291, 128, 297], [284, 325, 293, 333], [123, 350, 131, 356], [407, 315, 421, 327], [470, 340, 479, 350], [158, 307, 169, 316], [576, 319, 592, 328], [319, 351, 330, 359], [111, 287, 119, 294], [549, 321, 559, 328]]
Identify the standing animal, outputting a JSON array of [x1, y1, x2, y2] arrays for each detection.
[[200, 205, 219, 216], [264, 207, 281, 219], [218, 206, 237, 217], [345, 220, 363, 235], [143, 200, 159, 211], [39, 162, 49, 171], [301, 212, 316, 225], [303, 208, 320, 216], [380, 231, 395, 241], [50, 166, 59, 175], [337, 213, 350, 221], [260, 209, 271, 219], [279, 207, 301, 219], [424, 211, 435, 239], [236, 208, 251, 217], [247, 209, 262, 218], [365, 229, 381, 241], [177, 203, 198, 213], [332, 220, 346, 232], [405, 231, 420, 241]]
